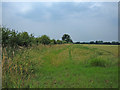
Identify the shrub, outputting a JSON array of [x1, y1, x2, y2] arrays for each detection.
[[90, 58, 109, 67], [40, 35, 50, 45]]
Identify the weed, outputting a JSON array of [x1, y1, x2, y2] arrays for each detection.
[[90, 57, 110, 67]]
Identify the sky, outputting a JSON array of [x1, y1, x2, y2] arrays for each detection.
[[2, 2, 118, 42]]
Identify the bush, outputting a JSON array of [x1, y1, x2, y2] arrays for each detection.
[[40, 35, 50, 45], [90, 58, 109, 67], [56, 40, 62, 44]]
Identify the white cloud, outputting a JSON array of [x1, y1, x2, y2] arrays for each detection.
[[2, 2, 118, 41], [2, 0, 119, 2], [19, 4, 32, 14], [0, 2, 2, 25], [43, 12, 51, 20], [44, 2, 53, 7], [5, 3, 33, 14], [89, 2, 102, 8]]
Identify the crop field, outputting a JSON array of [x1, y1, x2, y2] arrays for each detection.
[[2, 44, 119, 88]]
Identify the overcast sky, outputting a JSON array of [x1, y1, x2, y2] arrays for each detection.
[[2, 2, 118, 42]]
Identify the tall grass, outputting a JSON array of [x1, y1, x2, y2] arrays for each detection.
[[2, 46, 37, 88], [89, 57, 111, 67]]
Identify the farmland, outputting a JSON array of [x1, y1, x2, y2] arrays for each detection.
[[2, 44, 118, 88]]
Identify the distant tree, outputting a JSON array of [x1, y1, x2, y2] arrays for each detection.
[[62, 40, 67, 44], [99, 41, 103, 44], [74, 42, 80, 44], [35, 37, 41, 45], [95, 41, 97, 44], [57, 40, 63, 44], [62, 34, 73, 43], [111, 41, 118, 45], [103, 42, 111, 44], [96, 41, 103, 44], [90, 41, 94, 44], [118, 42, 120, 45], [29, 34, 35, 46], [40, 35, 50, 45], [50, 39, 57, 45], [95, 41, 99, 44]]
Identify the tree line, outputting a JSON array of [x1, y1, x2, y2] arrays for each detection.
[[1, 26, 120, 49], [74, 41, 120, 45], [1, 27, 73, 48]]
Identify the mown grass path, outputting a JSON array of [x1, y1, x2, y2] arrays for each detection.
[[24, 44, 118, 88], [68, 46, 72, 60]]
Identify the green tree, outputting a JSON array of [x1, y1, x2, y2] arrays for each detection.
[[9, 30, 18, 48], [90, 41, 94, 44], [57, 40, 62, 44], [19, 32, 31, 47], [0, 26, 2, 45], [62, 34, 73, 43], [2, 27, 11, 47], [96, 41, 103, 44], [40, 35, 50, 45], [35, 37, 41, 45], [50, 39, 57, 45], [29, 34, 35, 46], [111, 41, 118, 45]]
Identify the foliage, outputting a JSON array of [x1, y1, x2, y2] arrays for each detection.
[[50, 39, 57, 45], [90, 41, 94, 44], [96, 41, 103, 44], [62, 34, 73, 43], [40, 35, 50, 45], [2, 27, 33, 48], [2, 27, 11, 47], [56, 40, 63, 44], [0, 26, 2, 44]]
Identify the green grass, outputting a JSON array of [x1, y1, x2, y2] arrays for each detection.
[[2, 44, 118, 88]]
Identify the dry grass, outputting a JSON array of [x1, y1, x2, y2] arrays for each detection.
[[83, 44, 118, 57], [72, 48, 91, 62]]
